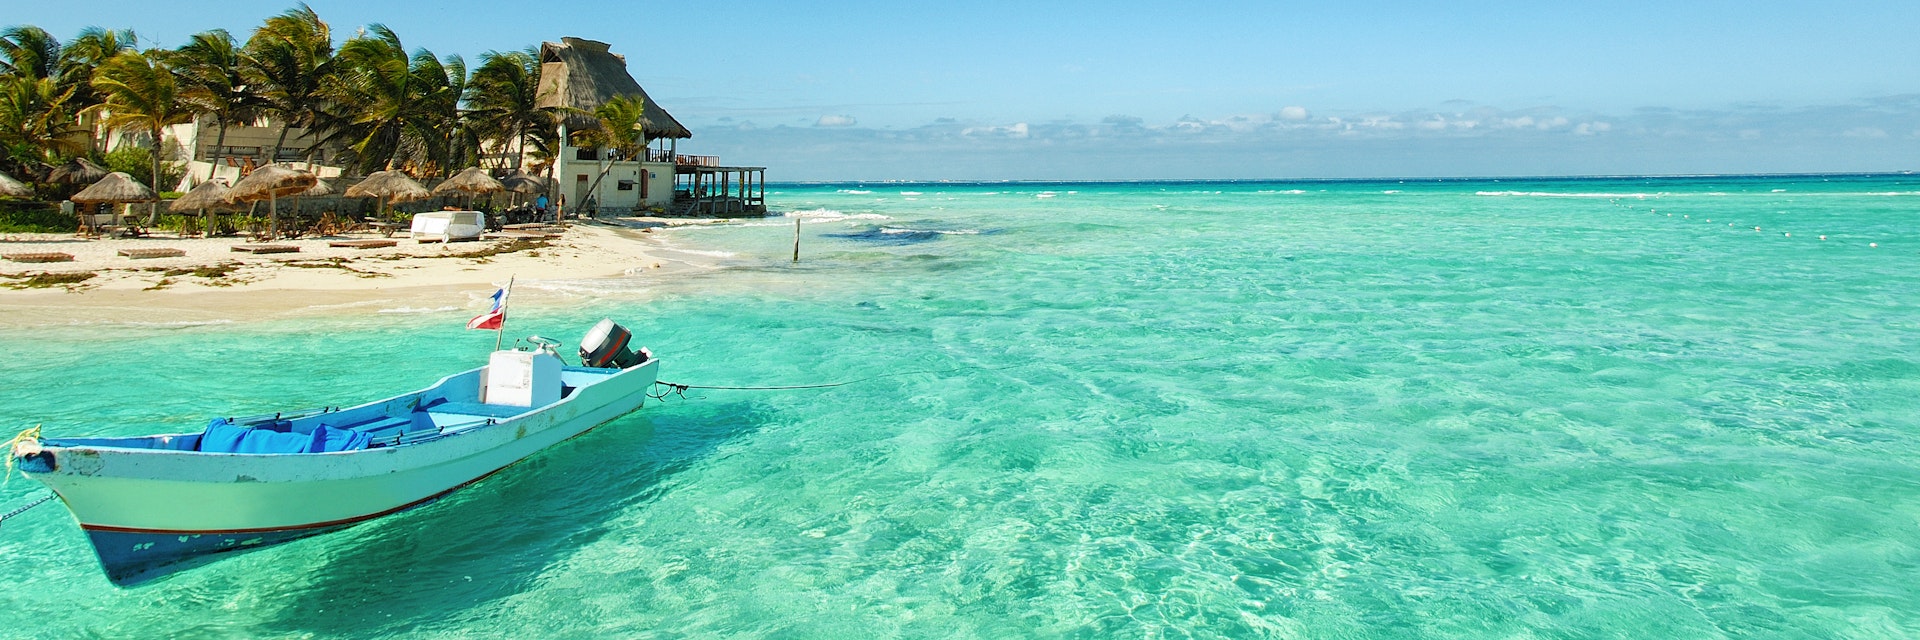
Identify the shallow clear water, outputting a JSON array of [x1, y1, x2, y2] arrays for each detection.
[[2, 175, 1918, 637]]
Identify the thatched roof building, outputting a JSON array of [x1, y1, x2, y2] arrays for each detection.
[[536, 37, 692, 139]]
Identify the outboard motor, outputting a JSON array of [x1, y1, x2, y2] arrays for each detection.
[[579, 319, 650, 368]]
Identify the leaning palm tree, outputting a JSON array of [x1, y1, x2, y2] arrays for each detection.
[[571, 95, 648, 212], [320, 26, 466, 175], [59, 27, 137, 154], [87, 50, 193, 224], [0, 25, 63, 81], [0, 75, 85, 169], [465, 48, 549, 172], [172, 29, 261, 173], [244, 4, 333, 162]]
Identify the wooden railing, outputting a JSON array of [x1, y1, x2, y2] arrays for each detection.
[[675, 155, 720, 167]]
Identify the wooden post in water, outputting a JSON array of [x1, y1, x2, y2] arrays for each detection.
[[792, 217, 801, 263]]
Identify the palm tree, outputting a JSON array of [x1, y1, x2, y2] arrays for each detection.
[[245, 4, 333, 162], [172, 29, 260, 173], [411, 49, 470, 174], [572, 95, 648, 213], [320, 26, 473, 176], [59, 27, 136, 154], [465, 48, 548, 171], [88, 50, 193, 223], [0, 75, 84, 175], [0, 26, 63, 81]]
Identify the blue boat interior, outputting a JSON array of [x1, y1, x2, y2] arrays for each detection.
[[44, 366, 623, 455]]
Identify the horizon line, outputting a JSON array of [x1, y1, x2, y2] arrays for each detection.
[[762, 170, 1918, 187]]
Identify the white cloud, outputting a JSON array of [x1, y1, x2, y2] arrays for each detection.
[[1843, 127, 1888, 138], [816, 115, 857, 127], [1573, 122, 1611, 135], [961, 122, 1029, 138], [1278, 106, 1309, 121]]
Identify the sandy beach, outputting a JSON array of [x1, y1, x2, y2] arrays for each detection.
[[0, 220, 722, 329]]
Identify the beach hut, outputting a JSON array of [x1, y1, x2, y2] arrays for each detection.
[[0, 171, 30, 197], [71, 172, 156, 234], [227, 164, 318, 240], [432, 167, 506, 209], [345, 170, 431, 220]]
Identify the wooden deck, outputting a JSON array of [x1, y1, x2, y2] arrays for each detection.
[[231, 244, 300, 254], [117, 248, 187, 259], [3, 252, 75, 263], [328, 239, 398, 249]]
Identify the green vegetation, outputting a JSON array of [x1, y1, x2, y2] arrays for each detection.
[[0, 200, 74, 232], [3, 270, 95, 290], [1, 4, 572, 197]]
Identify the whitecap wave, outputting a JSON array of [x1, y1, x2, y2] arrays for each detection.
[[1256, 190, 1308, 195], [837, 189, 873, 195], [377, 305, 459, 314], [663, 248, 737, 258], [1477, 191, 1664, 198], [115, 319, 236, 327], [900, 191, 923, 196]]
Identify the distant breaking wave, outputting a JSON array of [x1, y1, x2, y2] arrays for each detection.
[[377, 306, 458, 314], [1477, 191, 1668, 198]]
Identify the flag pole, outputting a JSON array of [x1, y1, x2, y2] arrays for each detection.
[[494, 275, 515, 352]]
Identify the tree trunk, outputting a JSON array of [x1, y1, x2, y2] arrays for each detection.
[[212, 116, 229, 178], [147, 125, 162, 226], [515, 124, 527, 171], [271, 121, 291, 166]]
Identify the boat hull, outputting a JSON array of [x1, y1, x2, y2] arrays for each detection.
[[23, 359, 659, 586]]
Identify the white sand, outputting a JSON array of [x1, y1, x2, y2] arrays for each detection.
[[0, 220, 724, 329]]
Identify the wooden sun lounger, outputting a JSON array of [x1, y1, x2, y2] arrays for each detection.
[[2, 252, 75, 263], [117, 248, 187, 259], [231, 244, 300, 254], [328, 239, 398, 249]]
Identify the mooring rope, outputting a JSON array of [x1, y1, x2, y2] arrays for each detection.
[[0, 493, 53, 530], [652, 364, 1028, 400]]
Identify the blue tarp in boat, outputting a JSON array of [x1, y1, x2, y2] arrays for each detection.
[[198, 418, 370, 454]]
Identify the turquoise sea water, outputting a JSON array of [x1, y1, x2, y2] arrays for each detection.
[[2, 175, 1918, 638]]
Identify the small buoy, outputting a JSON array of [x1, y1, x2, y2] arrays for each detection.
[[1684, 215, 1689, 219], [1754, 226, 1761, 231], [1706, 219, 1711, 222], [1667, 213, 1672, 217], [1820, 235, 1827, 240], [1870, 243, 1878, 248], [1784, 232, 1790, 237]]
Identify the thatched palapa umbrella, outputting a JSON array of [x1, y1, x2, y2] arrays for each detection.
[[0, 171, 30, 198], [433, 167, 506, 209], [170, 178, 236, 236], [72, 172, 156, 233], [226, 164, 317, 240], [501, 172, 545, 194], [345, 170, 431, 220], [48, 158, 108, 185]]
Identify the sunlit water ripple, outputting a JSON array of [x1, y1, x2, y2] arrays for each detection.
[[1, 175, 1917, 638]]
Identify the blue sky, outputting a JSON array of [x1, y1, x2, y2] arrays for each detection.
[[13, 1, 1920, 180]]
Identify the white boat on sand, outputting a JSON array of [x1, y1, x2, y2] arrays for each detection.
[[11, 320, 658, 586]]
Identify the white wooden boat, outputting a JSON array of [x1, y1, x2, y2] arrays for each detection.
[[11, 322, 658, 586], [410, 210, 486, 242]]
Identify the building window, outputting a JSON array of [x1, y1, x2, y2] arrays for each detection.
[[617, 180, 635, 191]]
